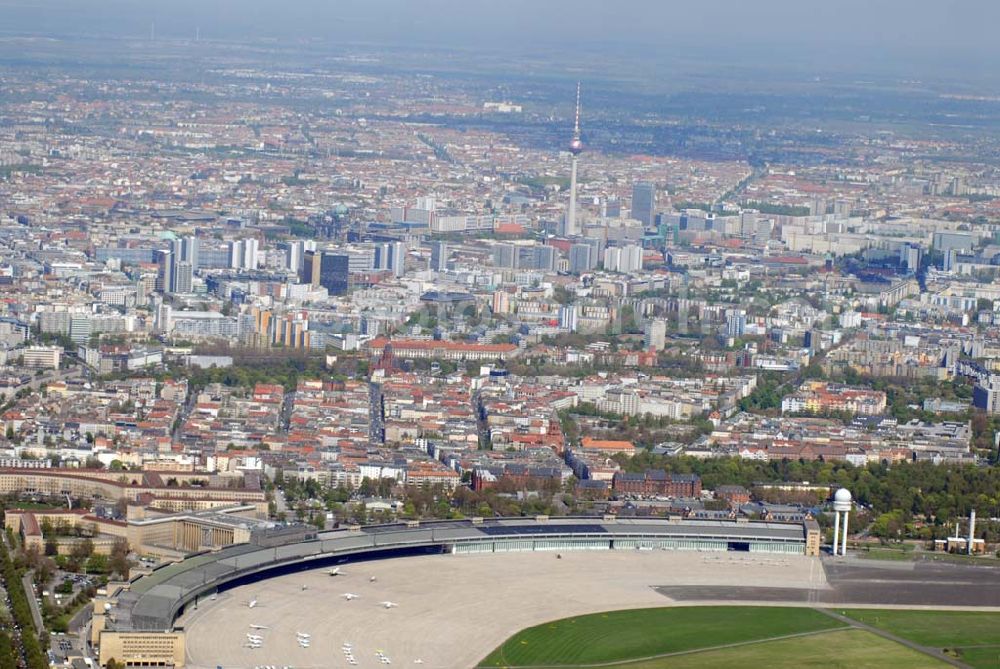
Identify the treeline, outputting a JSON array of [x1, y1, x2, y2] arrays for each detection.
[[0, 537, 46, 669], [613, 454, 1000, 523], [742, 200, 812, 216], [159, 357, 336, 392], [0, 633, 16, 669], [738, 372, 786, 412]]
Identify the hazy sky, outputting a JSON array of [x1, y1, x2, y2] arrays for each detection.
[[0, 0, 997, 79]]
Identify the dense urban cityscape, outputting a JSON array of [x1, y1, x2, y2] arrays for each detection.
[[1, 2, 1000, 668]]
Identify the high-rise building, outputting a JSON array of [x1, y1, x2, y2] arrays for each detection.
[[429, 241, 448, 272], [389, 242, 406, 276], [228, 240, 243, 270], [534, 245, 556, 271], [374, 243, 390, 271], [604, 244, 642, 273], [974, 375, 1000, 414], [491, 242, 555, 271], [174, 262, 193, 294], [569, 243, 595, 274], [391, 197, 436, 227], [156, 303, 172, 333], [492, 290, 512, 314], [319, 253, 350, 295], [565, 83, 584, 237], [605, 196, 621, 219], [155, 249, 173, 294], [559, 305, 578, 332], [242, 238, 259, 270], [300, 250, 320, 286], [380, 241, 405, 277], [900, 243, 922, 274], [285, 240, 303, 273], [227, 238, 259, 271], [644, 319, 667, 351], [944, 248, 958, 272], [181, 236, 199, 269], [492, 243, 517, 269], [604, 247, 621, 272], [338, 247, 374, 274], [631, 182, 656, 228], [726, 309, 747, 338]]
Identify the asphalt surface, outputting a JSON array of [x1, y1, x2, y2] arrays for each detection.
[[182, 550, 823, 669], [656, 557, 1000, 608]]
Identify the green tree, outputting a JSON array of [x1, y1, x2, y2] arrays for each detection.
[[109, 538, 130, 579]]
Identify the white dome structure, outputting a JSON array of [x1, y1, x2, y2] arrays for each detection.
[[831, 488, 853, 556]]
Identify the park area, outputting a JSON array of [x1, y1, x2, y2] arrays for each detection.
[[479, 606, 846, 667], [843, 609, 1000, 668], [481, 606, 1000, 668]]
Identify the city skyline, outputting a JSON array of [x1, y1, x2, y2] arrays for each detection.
[[0, 4, 1000, 669]]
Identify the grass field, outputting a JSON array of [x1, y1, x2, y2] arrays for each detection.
[[478, 606, 845, 667], [953, 647, 1000, 668], [617, 629, 947, 669], [843, 609, 1000, 668], [856, 547, 915, 562]]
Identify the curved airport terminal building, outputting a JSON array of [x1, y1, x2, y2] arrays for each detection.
[[96, 516, 820, 667]]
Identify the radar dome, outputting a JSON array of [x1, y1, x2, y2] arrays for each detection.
[[834, 488, 852, 503]]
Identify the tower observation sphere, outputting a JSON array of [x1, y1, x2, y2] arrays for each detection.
[[564, 82, 584, 238], [568, 81, 584, 156], [831, 488, 852, 556]]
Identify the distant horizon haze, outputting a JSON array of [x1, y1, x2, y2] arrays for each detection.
[[0, 0, 996, 84]]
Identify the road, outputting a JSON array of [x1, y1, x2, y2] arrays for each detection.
[[9, 365, 84, 396], [20, 572, 43, 634], [0, 532, 29, 668], [369, 381, 384, 444]]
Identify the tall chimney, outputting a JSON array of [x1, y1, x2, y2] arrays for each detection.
[[968, 509, 977, 555]]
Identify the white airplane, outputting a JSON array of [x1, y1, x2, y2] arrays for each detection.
[[248, 598, 259, 609], [249, 624, 269, 630], [296, 632, 311, 639], [342, 593, 359, 601], [327, 567, 342, 576], [301, 584, 308, 591], [380, 601, 398, 609], [414, 660, 424, 664], [369, 576, 377, 582]]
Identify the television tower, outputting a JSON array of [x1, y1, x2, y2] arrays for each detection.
[[566, 82, 584, 237]]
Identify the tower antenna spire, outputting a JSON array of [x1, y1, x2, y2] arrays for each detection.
[[573, 81, 581, 138], [565, 83, 584, 237]]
